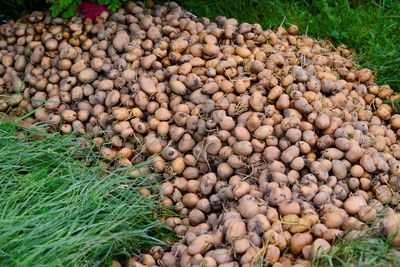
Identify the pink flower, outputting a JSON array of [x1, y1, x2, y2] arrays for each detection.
[[77, 0, 108, 20]]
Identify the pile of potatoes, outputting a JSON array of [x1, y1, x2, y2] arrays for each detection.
[[1, 1, 400, 266]]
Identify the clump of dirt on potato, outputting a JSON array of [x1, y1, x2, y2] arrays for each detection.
[[1, 1, 400, 267]]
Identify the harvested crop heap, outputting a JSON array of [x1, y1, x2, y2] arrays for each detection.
[[0, 1, 399, 266]]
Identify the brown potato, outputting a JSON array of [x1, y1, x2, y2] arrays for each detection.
[[343, 196, 367, 215], [78, 68, 98, 84], [289, 233, 313, 255]]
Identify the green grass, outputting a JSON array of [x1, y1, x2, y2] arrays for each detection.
[[173, 0, 400, 92], [0, 120, 169, 267], [313, 234, 400, 267]]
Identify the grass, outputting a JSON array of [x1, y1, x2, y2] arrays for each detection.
[[313, 234, 400, 267], [0, 120, 170, 267], [173, 0, 400, 92]]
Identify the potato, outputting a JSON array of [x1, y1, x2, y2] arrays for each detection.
[[237, 196, 258, 219], [232, 181, 250, 197], [61, 109, 77, 122], [233, 238, 250, 254], [358, 206, 377, 222], [31, 44, 45, 63], [323, 229, 343, 242], [281, 145, 300, 163], [205, 135, 222, 155], [269, 187, 292, 206], [113, 30, 130, 52], [225, 219, 246, 242], [268, 86, 283, 101], [331, 160, 347, 180], [78, 68, 98, 84], [375, 185, 392, 204], [310, 161, 329, 181], [188, 209, 205, 226], [315, 114, 330, 130], [322, 212, 343, 229], [217, 163, 233, 179], [250, 91, 264, 112], [322, 148, 344, 160], [310, 238, 331, 258], [288, 157, 304, 171], [379, 214, 400, 247], [98, 79, 114, 91], [105, 90, 120, 108], [233, 141, 253, 156], [254, 125, 274, 140], [169, 80, 187, 95], [217, 116, 234, 131], [343, 196, 367, 215], [289, 233, 313, 255], [188, 234, 213, 255], [263, 146, 281, 161], [139, 76, 157, 95]]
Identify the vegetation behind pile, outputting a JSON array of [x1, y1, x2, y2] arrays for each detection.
[[0, 120, 167, 266]]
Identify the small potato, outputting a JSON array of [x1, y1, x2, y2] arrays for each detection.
[[155, 107, 172, 121], [98, 79, 114, 91], [289, 233, 313, 255], [250, 91, 264, 112], [322, 212, 343, 229], [268, 86, 283, 101], [310, 238, 331, 258], [113, 30, 130, 52], [331, 160, 347, 180], [265, 244, 280, 264], [315, 114, 331, 130], [169, 80, 187, 95], [232, 181, 250, 198], [281, 146, 300, 164], [358, 206, 377, 222], [187, 234, 213, 255], [233, 238, 250, 254], [247, 214, 270, 234], [188, 209, 205, 226], [205, 135, 222, 155], [375, 185, 392, 204], [105, 90, 120, 108], [379, 214, 400, 247], [78, 68, 98, 84], [225, 219, 246, 242], [322, 148, 344, 160], [290, 157, 305, 171], [217, 163, 233, 179], [237, 196, 259, 219], [345, 143, 365, 163], [263, 146, 281, 161], [254, 125, 274, 140], [61, 109, 77, 122], [233, 141, 253, 156], [233, 126, 251, 141], [343, 196, 367, 215], [139, 76, 157, 95]]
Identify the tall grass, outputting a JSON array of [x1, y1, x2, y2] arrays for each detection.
[[313, 234, 400, 267], [0, 121, 169, 266]]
